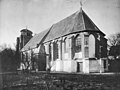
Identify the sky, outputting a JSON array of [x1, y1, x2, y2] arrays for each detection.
[[0, 0, 120, 48]]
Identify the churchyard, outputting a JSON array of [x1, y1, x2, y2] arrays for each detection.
[[1, 72, 120, 90]]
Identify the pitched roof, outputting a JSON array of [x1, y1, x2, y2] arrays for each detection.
[[21, 28, 50, 51], [44, 9, 105, 42], [21, 9, 105, 51]]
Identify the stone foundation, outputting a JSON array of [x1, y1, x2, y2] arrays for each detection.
[[50, 58, 107, 73], [51, 60, 77, 73]]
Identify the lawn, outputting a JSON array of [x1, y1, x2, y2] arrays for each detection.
[[1, 72, 120, 90]]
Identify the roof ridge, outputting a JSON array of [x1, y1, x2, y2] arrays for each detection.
[[81, 10, 86, 30], [82, 11, 105, 35]]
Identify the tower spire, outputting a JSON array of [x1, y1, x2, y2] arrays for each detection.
[[80, 0, 83, 9], [80, 0, 87, 10]]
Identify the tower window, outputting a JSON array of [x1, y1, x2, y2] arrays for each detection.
[[27, 33, 31, 36]]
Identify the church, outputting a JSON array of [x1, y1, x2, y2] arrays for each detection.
[[18, 8, 108, 73]]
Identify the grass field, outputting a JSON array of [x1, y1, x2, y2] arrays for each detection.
[[1, 72, 120, 90]]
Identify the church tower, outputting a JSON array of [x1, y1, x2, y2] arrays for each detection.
[[19, 28, 33, 50]]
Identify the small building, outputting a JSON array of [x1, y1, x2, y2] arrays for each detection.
[[20, 8, 108, 73]]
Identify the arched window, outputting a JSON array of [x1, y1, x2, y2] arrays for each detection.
[[49, 43, 51, 61], [89, 34, 95, 58], [84, 35, 89, 58], [53, 41, 58, 60], [75, 35, 81, 52], [64, 37, 69, 53]]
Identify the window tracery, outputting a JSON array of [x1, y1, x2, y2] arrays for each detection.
[[75, 35, 81, 52]]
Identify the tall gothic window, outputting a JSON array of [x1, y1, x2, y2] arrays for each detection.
[[64, 38, 69, 53], [53, 42, 58, 60], [84, 35, 89, 58], [75, 35, 81, 52], [49, 43, 51, 61]]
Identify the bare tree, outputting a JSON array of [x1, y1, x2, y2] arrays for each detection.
[[108, 33, 120, 59], [0, 44, 7, 51], [108, 33, 120, 46]]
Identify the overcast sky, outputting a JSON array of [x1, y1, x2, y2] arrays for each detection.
[[0, 0, 120, 48]]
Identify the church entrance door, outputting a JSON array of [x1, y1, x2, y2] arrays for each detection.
[[77, 62, 83, 72]]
